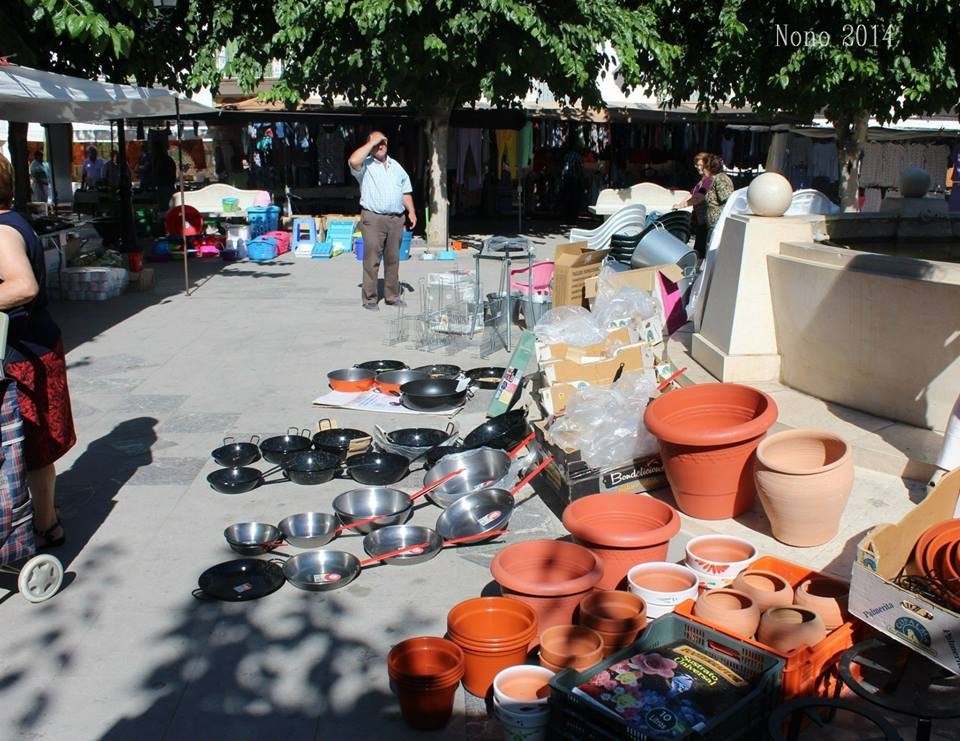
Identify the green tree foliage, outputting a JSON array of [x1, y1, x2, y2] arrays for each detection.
[[181, 0, 668, 244], [640, 0, 959, 209]]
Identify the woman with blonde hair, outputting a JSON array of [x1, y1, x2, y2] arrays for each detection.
[[0, 153, 76, 548]]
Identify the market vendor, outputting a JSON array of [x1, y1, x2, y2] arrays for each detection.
[[0, 154, 77, 549], [81, 145, 106, 190]]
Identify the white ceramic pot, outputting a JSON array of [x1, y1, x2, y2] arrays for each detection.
[[685, 534, 757, 591], [626, 562, 700, 618], [746, 172, 792, 216]]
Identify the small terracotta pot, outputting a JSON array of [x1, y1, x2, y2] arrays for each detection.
[[731, 570, 794, 613], [643, 383, 778, 519], [685, 535, 757, 591], [755, 429, 854, 547], [562, 494, 681, 589], [538, 625, 604, 671], [793, 577, 849, 630], [627, 562, 700, 619], [757, 606, 827, 653], [692, 588, 761, 638], [578, 590, 647, 657], [491, 540, 604, 637]]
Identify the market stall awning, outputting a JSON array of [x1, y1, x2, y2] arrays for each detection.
[[0, 64, 214, 124]]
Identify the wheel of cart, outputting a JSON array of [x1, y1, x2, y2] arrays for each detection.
[[0, 376, 64, 603]]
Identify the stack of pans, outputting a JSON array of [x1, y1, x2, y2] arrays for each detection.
[[608, 230, 645, 265], [608, 211, 694, 266]]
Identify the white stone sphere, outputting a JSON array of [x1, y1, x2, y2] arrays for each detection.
[[747, 172, 793, 216], [899, 167, 930, 198]]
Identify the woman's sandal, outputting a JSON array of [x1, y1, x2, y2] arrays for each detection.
[[35, 519, 65, 549]]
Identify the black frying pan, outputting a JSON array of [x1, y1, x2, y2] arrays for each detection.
[[194, 558, 285, 601], [355, 359, 407, 373], [211, 436, 261, 467], [398, 379, 470, 410], [259, 428, 313, 465], [344, 451, 410, 486], [283, 450, 342, 486], [462, 409, 529, 451], [413, 364, 462, 379], [312, 427, 371, 460], [465, 367, 506, 390], [206, 465, 283, 494], [385, 423, 456, 448]]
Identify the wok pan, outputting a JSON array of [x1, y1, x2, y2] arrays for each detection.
[[384, 422, 457, 448], [328, 368, 376, 392], [364, 526, 509, 565], [283, 450, 341, 485], [355, 359, 407, 373], [413, 363, 462, 379], [282, 541, 436, 591], [461, 409, 529, 451], [207, 464, 283, 494], [260, 428, 313, 465], [212, 435, 261, 467], [332, 486, 414, 533], [422, 447, 512, 507], [312, 424, 372, 460], [223, 522, 283, 555], [399, 378, 470, 411], [373, 369, 429, 394], [344, 451, 411, 486]]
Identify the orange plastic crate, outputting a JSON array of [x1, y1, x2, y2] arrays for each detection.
[[674, 555, 860, 701]]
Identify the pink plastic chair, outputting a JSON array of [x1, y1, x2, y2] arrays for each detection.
[[509, 260, 554, 296]]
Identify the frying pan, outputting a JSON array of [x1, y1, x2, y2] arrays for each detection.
[[283, 450, 342, 485], [344, 451, 411, 486], [206, 464, 283, 494], [434, 455, 554, 541], [399, 378, 470, 411], [282, 540, 437, 592], [328, 368, 377, 392], [312, 423, 372, 460], [413, 363, 462, 379], [461, 409, 529, 451], [260, 428, 313, 465], [465, 366, 506, 389], [374, 369, 430, 395], [211, 436, 261, 467], [355, 359, 408, 373], [223, 522, 284, 555], [194, 558, 285, 601], [363, 526, 509, 565]]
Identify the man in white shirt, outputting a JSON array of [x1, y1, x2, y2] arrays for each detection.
[[348, 131, 416, 310], [81, 146, 106, 190]]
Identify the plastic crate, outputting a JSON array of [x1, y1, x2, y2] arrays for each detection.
[[674, 555, 859, 702], [548, 613, 783, 740]]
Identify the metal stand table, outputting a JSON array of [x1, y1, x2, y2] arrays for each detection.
[[473, 237, 533, 353], [838, 637, 960, 741]]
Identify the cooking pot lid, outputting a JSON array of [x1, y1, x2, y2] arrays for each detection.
[[196, 558, 284, 601]]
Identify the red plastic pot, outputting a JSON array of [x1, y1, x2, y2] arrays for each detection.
[[644, 383, 778, 519], [491, 540, 604, 637], [387, 636, 464, 689], [562, 493, 681, 589]]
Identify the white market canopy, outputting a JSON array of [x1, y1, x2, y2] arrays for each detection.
[[0, 64, 214, 124]]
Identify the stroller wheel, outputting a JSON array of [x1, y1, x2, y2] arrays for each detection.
[[18, 553, 63, 603]]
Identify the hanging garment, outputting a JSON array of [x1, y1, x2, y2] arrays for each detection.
[[518, 123, 534, 170], [495, 129, 519, 179], [457, 128, 483, 189], [720, 134, 734, 167]]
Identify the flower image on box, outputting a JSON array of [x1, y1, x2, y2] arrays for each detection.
[[572, 641, 751, 737]]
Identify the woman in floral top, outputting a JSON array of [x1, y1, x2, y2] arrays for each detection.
[[704, 153, 735, 240]]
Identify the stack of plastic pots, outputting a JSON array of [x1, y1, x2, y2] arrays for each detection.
[[446, 596, 538, 697], [492, 664, 553, 741], [387, 636, 465, 730], [577, 590, 648, 657]]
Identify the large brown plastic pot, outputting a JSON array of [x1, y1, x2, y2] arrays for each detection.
[[388, 637, 464, 730], [644, 383, 778, 519], [562, 493, 681, 589], [754, 429, 854, 546], [490, 540, 604, 637]]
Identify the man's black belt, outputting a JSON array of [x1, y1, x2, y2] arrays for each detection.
[[363, 208, 404, 216]]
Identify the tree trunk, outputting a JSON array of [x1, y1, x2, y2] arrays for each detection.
[[834, 110, 868, 212], [424, 99, 454, 250]]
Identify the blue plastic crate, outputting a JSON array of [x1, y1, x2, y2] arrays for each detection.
[[247, 237, 278, 262], [312, 242, 334, 259]]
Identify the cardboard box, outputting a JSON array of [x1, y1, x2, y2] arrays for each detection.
[[535, 327, 632, 365], [551, 242, 610, 308], [849, 467, 960, 674], [585, 263, 686, 334], [541, 344, 651, 385], [534, 420, 666, 503]]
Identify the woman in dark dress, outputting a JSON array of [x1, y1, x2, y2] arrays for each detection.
[[0, 154, 76, 548], [673, 152, 713, 258]]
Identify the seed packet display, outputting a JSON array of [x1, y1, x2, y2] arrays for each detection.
[[571, 640, 751, 737]]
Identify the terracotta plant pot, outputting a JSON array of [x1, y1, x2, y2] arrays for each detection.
[[388, 637, 465, 730], [757, 607, 827, 654], [491, 540, 604, 637], [685, 534, 757, 591], [493, 664, 553, 708], [627, 562, 700, 619], [793, 577, 849, 630], [692, 588, 761, 639], [562, 493, 681, 589], [732, 570, 794, 613], [644, 383, 778, 519], [578, 590, 647, 657], [538, 625, 604, 671], [754, 429, 854, 547], [446, 597, 537, 698]]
